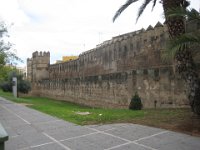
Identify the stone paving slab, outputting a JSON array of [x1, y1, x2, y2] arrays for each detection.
[[86, 124, 128, 132], [5, 131, 52, 150], [0, 97, 200, 150], [110, 143, 152, 150], [138, 131, 200, 150], [61, 132, 127, 150], [30, 143, 66, 150], [91, 124, 164, 141], [41, 125, 95, 141]]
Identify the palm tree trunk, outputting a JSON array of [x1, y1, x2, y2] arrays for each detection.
[[162, 0, 200, 115]]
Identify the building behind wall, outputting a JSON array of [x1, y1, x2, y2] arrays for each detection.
[[27, 22, 200, 109], [62, 56, 78, 62]]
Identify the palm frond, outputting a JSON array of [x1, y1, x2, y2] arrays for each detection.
[[166, 8, 200, 22], [164, 32, 200, 60], [169, 32, 200, 50], [113, 0, 139, 22], [187, 9, 200, 22], [166, 7, 186, 19], [136, 0, 152, 22], [151, 0, 157, 11]]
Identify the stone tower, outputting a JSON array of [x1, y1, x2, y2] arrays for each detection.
[[27, 51, 50, 83]]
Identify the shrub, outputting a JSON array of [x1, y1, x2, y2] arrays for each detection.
[[0, 73, 31, 94], [17, 80, 31, 94], [129, 92, 142, 110], [0, 82, 12, 92]]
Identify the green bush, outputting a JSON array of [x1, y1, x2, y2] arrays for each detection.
[[0, 82, 12, 92], [129, 92, 142, 110], [18, 80, 31, 94], [0, 80, 31, 93], [0, 71, 31, 94]]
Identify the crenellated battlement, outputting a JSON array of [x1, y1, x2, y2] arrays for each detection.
[[110, 21, 165, 43], [32, 51, 50, 58], [27, 58, 32, 61], [80, 22, 166, 57], [77, 22, 167, 68]]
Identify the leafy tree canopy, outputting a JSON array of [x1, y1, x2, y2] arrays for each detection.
[[0, 20, 22, 68], [0, 65, 16, 82]]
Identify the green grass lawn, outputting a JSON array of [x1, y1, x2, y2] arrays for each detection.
[[0, 90, 144, 125], [1, 90, 199, 137]]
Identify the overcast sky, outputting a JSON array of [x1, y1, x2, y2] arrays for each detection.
[[0, 0, 199, 67]]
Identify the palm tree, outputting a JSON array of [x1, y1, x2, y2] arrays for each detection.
[[163, 9, 200, 62], [113, 0, 200, 115], [167, 8, 200, 115], [168, 8, 200, 51]]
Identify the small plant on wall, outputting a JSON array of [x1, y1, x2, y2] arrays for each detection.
[[129, 92, 143, 110]]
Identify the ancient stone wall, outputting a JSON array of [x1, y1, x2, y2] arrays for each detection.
[[28, 22, 195, 108]]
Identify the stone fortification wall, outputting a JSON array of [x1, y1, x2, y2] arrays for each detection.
[[30, 22, 192, 108]]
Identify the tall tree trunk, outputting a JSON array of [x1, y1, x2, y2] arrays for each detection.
[[162, 0, 200, 115]]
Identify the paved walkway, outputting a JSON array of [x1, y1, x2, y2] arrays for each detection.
[[0, 97, 200, 150]]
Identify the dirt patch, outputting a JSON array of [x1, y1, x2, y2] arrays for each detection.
[[129, 110, 200, 137], [172, 115, 200, 136], [75, 111, 91, 115]]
